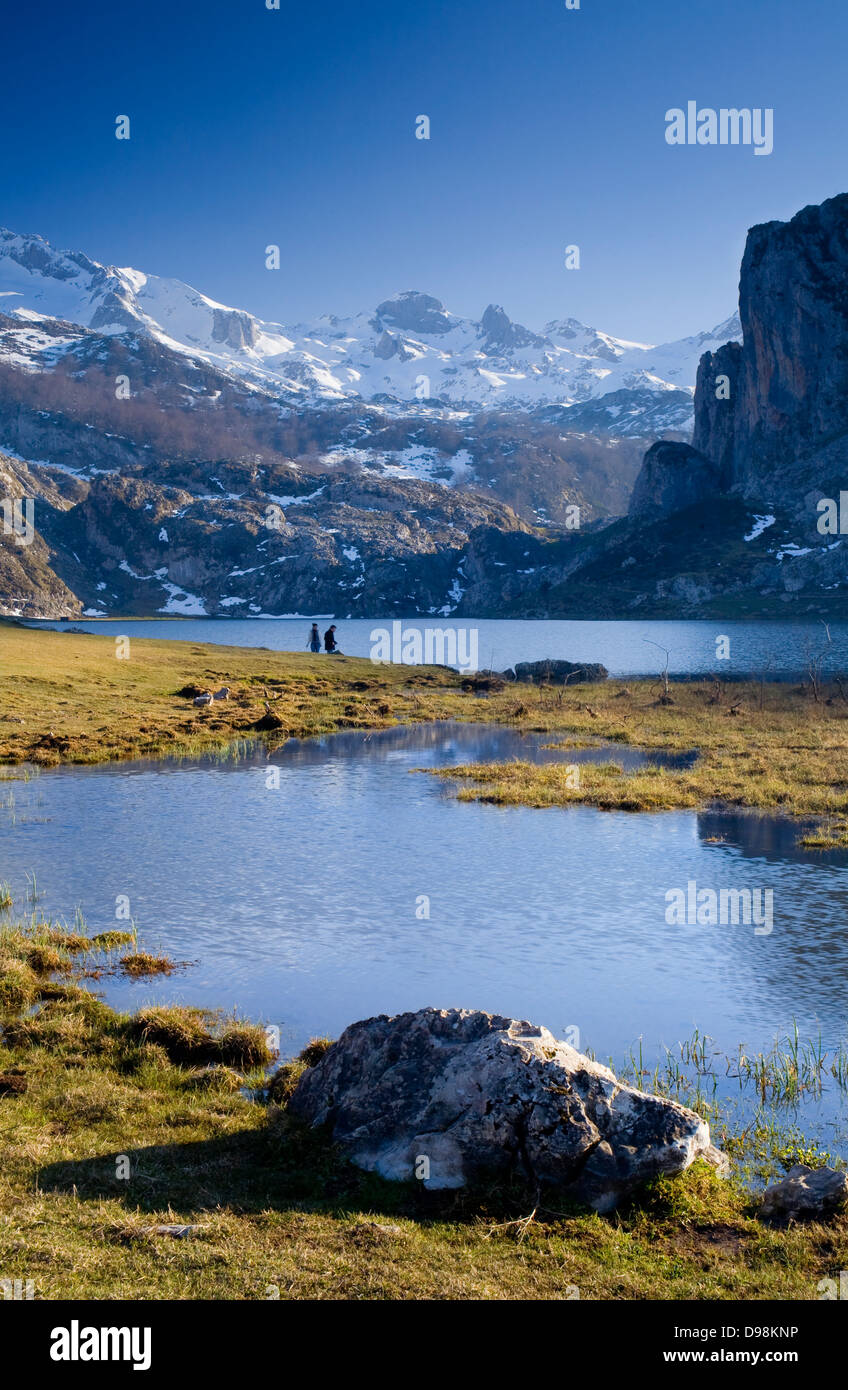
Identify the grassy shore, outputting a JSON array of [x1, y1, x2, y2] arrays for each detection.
[[0, 622, 478, 766], [3, 626, 848, 849], [1, 917, 846, 1300]]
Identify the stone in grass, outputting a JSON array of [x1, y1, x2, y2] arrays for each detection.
[[252, 712, 285, 732], [136, 1224, 206, 1239], [286, 1008, 725, 1213], [510, 660, 609, 686], [759, 1165, 848, 1224], [0, 1070, 27, 1096]]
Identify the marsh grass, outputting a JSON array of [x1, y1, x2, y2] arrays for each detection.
[[425, 677, 848, 842], [117, 951, 178, 978], [266, 1037, 333, 1105], [91, 930, 136, 950], [125, 1004, 271, 1067], [622, 1024, 848, 1108], [616, 1026, 848, 1193]]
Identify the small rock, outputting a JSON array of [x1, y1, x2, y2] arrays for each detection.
[[701, 1144, 731, 1177], [759, 1165, 848, 1224], [140, 1224, 206, 1239]]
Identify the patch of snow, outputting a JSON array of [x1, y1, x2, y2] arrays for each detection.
[[158, 583, 207, 615], [744, 514, 776, 542], [265, 487, 324, 507], [775, 544, 812, 561]]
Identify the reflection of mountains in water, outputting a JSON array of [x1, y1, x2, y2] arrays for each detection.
[[53, 719, 698, 780], [698, 810, 848, 866], [264, 721, 687, 772]]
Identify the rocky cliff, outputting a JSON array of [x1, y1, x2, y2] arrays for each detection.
[[632, 192, 848, 523], [730, 193, 848, 503], [610, 193, 848, 615]]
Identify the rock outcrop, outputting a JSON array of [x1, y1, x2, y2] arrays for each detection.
[[628, 440, 722, 519], [286, 1007, 723, 1212], [612, 192, 848, 614], [692, 340, 742, 485]]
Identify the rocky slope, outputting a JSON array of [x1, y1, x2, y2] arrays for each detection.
[[1, 447, 551, 618]]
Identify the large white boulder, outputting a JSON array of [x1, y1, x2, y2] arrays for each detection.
[[287, 1008, 723, 1212]]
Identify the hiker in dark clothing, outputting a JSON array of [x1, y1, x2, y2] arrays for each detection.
[[324, 624, 341, 653], [307, 623, 321, 653]]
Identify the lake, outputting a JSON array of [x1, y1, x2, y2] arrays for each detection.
[[2, 720, 847, 1150], [24, 615, 848, 677]]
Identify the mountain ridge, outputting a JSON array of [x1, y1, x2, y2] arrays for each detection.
[[0, 227, 739, 425]]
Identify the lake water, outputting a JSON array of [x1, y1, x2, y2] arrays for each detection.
[[2, 721, 847, 1151], [24, 615, 848, 677]]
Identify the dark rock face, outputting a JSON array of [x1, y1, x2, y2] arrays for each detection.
[[731, 194, 848, 499], [0, 453, 82, 617], [632, 193, 848, 519], [511, 658, 608, 684], [478, 304, 544, 352], [286, 1007, 723, 1212], [686, 193, 848, 509], [628, 440, 722, 519], [374, 330, 414, 363], [212, 308, 258, 351], [608, 192, 848, 615], [15, 457, 536, 620], [692, 340, 741, 485]]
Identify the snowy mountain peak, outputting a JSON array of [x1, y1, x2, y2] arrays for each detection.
[[0, 227, 742, 424], [372, 290, 455, 336]]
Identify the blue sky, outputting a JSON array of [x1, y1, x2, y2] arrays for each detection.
[[3, 0, 847, 341]]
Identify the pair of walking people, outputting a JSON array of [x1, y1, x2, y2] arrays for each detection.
[[307, 622, 340, 654]]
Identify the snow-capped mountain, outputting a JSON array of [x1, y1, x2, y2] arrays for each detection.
[[0, 228, 740, 423]]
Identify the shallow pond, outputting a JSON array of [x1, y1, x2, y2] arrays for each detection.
[[1, 721, 847, 1148]]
